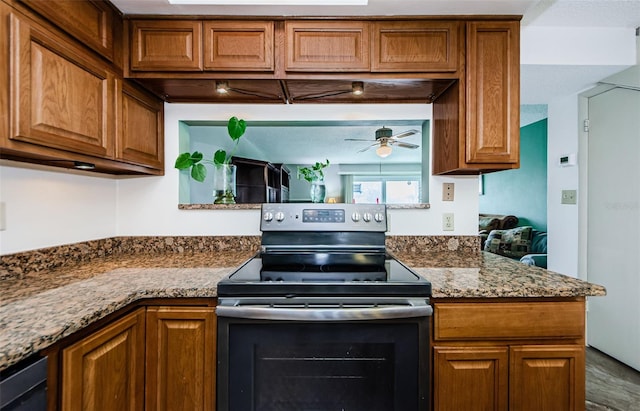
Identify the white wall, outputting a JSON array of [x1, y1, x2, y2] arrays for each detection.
[[546, 95, 581, 277], [117, 103, 480, 238], [0, 162, 117, 254]]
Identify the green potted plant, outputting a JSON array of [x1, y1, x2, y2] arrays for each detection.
[[298, 159, 330, 203], [174, 116, 247, 204]]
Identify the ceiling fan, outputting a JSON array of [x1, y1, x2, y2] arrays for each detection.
[[345, 127, 420, 158]]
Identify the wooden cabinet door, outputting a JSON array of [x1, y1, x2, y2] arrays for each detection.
[[131, 20, 203, 71], [433, 346, 508, 411], [371, 21, 460, 72], [285, 21, 370, 72], [8, 11, 115, 158], [145, 306, 216, 411], [61, 308, 146, 411], [117, 81, 164, 170], [203, 21, 274, 71], [465, 20, 520, 166], [17, 0, 115, 61], [510, 345, 585, 411]]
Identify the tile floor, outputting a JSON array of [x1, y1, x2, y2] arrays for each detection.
[[585, 346, 640, 411]]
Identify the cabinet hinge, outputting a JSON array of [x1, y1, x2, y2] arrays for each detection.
[[583, 119, 590, 132]]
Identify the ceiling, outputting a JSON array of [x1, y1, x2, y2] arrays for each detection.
[[110, 0, 640, 164]]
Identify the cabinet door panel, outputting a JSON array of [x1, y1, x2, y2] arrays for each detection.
[[372, 21, 460, 72], [146, 307, 216, 411], [62, 308, 145, 411], [117, 81, 164, 170], [131, 20, 203, 71], [434, 347, 508, 411], [510, 345, 585, 411], [9, 13, 114, 158], [466, 21, 519, 165], [285, 21, 370, 71], [18, 0, 115, 60], [204, 21, 274, 71]]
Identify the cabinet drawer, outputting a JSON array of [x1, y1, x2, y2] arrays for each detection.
[[434, 301, 585, 341], [204, 21, 274, 71], [372, 21, 460, 72], [131, 20, 203, 71], [285, 21, 370, 72]]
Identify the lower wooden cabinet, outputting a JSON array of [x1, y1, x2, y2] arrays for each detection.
[[433, 347, 508, 411], [145, 306, 216, 411], [432, 299, 586, 411], [59, 304, 216, 411], [61, 308, 146, 411]]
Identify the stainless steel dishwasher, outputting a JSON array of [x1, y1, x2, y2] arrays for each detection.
[[0, 356, 47, 411]]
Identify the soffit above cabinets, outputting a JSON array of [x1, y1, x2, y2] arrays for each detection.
[[135, 78, 456, 104]]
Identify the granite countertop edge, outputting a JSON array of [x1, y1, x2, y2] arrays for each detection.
[[0, 251, 606, 372]]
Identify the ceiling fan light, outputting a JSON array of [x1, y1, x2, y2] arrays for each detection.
[[376, 144, 392, 158], [216, 81, 229, 94], [352, 81, 364, 96]]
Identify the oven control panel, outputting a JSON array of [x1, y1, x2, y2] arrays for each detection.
[[261, 203, 387, 232]]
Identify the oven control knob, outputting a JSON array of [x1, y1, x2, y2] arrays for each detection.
[[275, 212, 285, 222], [374, 212, 384, 223], [363, 212, 372, 222], [263, 212, 274, 222], [351, 212, 361, 222]]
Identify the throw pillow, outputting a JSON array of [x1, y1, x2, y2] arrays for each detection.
[[483, 226, 533, 259]]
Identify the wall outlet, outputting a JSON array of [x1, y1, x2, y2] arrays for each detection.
[[561, 189, 577, 205], [442, 183, 454, 201], [442, 213, 454, 231]]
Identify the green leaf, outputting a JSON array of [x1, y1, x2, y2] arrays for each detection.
[[213, 149, 227, 165], [227, 116, 247, 142], [174, 152, 194, 169], [191, 163, 207, 182]]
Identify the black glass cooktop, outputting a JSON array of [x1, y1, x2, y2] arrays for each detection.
[[217, 253, 431, 298]]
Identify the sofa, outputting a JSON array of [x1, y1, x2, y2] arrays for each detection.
[[482, 225, 548, 268], [479, 214, 548, 268]]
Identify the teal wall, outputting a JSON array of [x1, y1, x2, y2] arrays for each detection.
[[479, 119, 548, 231]]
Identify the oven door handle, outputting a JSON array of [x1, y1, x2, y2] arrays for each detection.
[[215, 302, 433, 321]]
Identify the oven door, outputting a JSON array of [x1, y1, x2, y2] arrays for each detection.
[[216, 298, 432, 411]]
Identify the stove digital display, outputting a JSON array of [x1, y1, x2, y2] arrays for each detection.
[[302, 209, 345, 223]]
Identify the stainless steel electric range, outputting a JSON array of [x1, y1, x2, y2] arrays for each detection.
[[216, 203, 432, 411]]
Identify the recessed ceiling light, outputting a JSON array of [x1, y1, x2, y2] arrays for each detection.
[[168, 0, 367, 5]]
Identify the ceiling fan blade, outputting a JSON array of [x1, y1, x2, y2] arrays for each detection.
[[394, 142, 420, 149], [391, 129, 420, 139], [357, 143, 378, 153], [345, 138, 375, 142]]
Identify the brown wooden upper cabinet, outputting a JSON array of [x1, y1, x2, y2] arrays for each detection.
[[117, 81, 164, 171], [432, 20, 520, 175], [285, 21, 370, 72], [204, 21, 275, 71], [131, 20, 203, 71], [6, 10, 115, 159], [371, 21, 460, 72], [17, 0, 116, 62]]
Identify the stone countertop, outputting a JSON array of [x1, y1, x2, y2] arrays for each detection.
[[0, 249, 605, 372]]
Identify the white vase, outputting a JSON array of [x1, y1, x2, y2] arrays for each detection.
[[310, 180, 326, 203], [212, 164, 236, 204]]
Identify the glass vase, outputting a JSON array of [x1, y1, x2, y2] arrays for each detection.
[[310, 180, 326, 203], [212, 164, 236, 204]]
